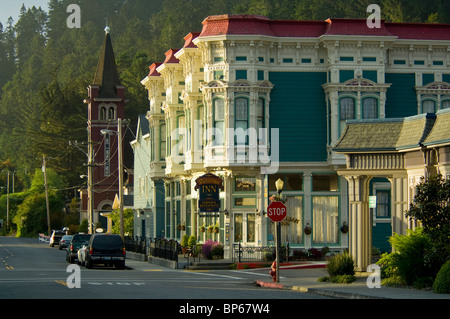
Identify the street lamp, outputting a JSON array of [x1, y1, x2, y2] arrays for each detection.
[[275, 178, 284, 283], [100, 118, 124, 240]]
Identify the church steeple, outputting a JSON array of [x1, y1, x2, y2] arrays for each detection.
[[93, 26, 121, 98]]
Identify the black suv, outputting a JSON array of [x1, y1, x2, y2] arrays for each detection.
[[85, 234, 126, 269]]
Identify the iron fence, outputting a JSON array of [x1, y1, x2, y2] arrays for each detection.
[[124, 236, 147, 254], [148, 238, 179, 262], [232, 242, 290, 263]]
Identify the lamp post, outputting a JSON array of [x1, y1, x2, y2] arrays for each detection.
[[275, 178, 284, 283], [101, 118, 124, 240]]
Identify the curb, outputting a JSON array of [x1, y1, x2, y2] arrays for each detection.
[[255, 280, 386, 299]]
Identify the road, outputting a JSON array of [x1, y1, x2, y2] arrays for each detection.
[[0, 236, 329, 313]]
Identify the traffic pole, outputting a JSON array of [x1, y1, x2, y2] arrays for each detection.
[[275, 221, 281, 283]]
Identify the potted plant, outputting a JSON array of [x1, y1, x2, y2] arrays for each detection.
[[211, 242, 224, 260], [200, 224, 206, 233], [340, 221, 348, 234], [208, 224, 214, 233], [181, 234, 189, 253], [213, 223, 219, 234], [304, 223, 312, 235]]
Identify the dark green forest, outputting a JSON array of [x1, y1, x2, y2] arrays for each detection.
[[0, 0, 449, 234]]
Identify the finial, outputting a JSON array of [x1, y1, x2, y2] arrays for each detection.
[[104, 25, 110, 34]]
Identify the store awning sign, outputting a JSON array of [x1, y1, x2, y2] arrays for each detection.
[[195, 173, 224, 212]]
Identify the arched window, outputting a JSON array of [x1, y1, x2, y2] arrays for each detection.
[[100, 106, 106, 120], [362, 97, 378, 119], [213, 98, 225, 146], [108, 107, 116, 120], [257, 98, 266, 144], [339, 97, 355, 135], [177, 115, 185, 155], [160, 124, 166, 160], [235, 97, 249, 145]]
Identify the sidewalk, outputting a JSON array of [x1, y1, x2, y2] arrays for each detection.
[[254, 261, 450, 299]]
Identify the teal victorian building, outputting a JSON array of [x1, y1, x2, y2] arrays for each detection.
[[133, 15, 450, 270]]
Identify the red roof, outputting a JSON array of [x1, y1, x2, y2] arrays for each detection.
[[385, 22, 450, 40], [199, 14, 450, 40], [163, 49, 180, 64], [183, 32, 201, 48], [324, 18, 394, 37], [148, 62, 161, 77]]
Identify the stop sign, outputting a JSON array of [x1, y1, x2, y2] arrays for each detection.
[[267, 201, 287, 222]]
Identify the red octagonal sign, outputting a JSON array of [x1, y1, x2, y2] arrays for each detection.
[[267, 201, 287, 222]]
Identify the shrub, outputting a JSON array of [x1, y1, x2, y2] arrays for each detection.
[[433, 260, 450, 294], [211, 242, 224, 257], [389, 228, 433, 285], [181, 234, 189, 247], [188, 235, 197, 247], [381, 276, 407, 288], [376, 252, 398, 279], [202, 240, 217, 259], [330, 274, 356, 284], [325, 251, 355, 277], [308, 248, 323, 260]]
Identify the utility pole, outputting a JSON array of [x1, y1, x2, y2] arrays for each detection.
[[6, 171, 9, 231], [118, 118, 124, 240], [88, 129, 94, 234], [43, 156, 51, 235]]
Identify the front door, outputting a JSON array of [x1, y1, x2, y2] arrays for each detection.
[[233, 212, 256, 245]]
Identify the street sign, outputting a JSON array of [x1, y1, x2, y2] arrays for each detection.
[[267, 201, 287, 222], [369, 196, 377, 208]]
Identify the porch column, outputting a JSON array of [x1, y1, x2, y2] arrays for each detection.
[[345, 175, 372, 271], [388, 175, 409, 236]]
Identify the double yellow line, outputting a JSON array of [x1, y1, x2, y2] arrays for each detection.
[[55, 280, 67, 287]]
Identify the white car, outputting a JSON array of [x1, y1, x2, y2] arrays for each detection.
[[77, 245, 88, 266]]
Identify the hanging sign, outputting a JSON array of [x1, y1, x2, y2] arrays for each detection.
[[194, 173, 224, 213]]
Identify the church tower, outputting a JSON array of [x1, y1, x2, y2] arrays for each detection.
[[81, 26, 126, 231]]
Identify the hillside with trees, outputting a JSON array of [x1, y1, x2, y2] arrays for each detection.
[[0, 0, 449, 235]]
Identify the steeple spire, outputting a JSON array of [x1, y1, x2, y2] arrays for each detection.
[[93, 26, 121, 98]]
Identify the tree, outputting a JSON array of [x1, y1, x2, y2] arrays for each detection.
[[110, 208, 134, 237], [406, 174, 450, 272]]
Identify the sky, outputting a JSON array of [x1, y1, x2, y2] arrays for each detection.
[[0, 0, 49, 26]]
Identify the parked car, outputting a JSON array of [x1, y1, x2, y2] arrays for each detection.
[[49, 230, 66, 247], [77, 245, 88, 266], [59, 235, 73, 250], [66, 234, 91, 263], [84, 234, 126, 269]]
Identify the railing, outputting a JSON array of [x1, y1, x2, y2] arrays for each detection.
[[148, 238, 179, 262], [124, 236, 147, 254], [183, 244, 203, 264], [232, 242, 290, 263]]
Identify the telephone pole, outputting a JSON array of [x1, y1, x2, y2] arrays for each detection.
[[43, 156, 51, 235]]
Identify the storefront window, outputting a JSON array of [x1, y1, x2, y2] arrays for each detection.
[[312, 196, 339, 244], [235, 177, 256, 192], [312, 173, 339, 192], [268, 173, 303, 192]]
